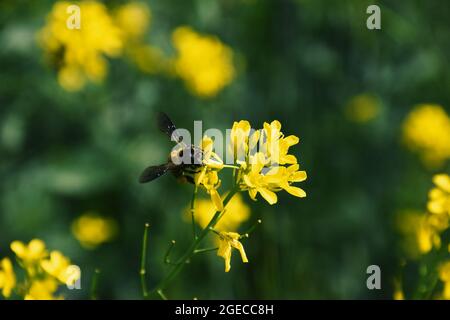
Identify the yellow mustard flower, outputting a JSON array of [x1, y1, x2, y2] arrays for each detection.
[[10, 239, 47, 266], [188, 193, 250, 232], [201, 136, 224, 170], [402, 104, 450, 167], [427, 174, 450, 217], [196, 170, 223, 211], [416, 218, 441, 254], [227, 119, 307, 204], [171, 26, 235, 98], [241, 153, 306, 205], [38, 1, 124, 91], [393, 290, 405, 300], [194, 136, 225, 211], [216, 231, 248, 272], [398, 175, 450, 256], [24, 278, 59, 300], [114, 2, 150, 41], [0, 258, 16, 298], [41, 251, 80, 285], [345, 93, 380, 123], [393, 279, 405, 300], [439, 261, 450, 300], [263, 120, 299, 165], [395, 210, 447, 257], [229, 120, 252, 162], [396, 210, 424, 258], [71, 213, 117, 249]]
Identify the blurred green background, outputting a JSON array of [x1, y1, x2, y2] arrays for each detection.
[[1, 0, 450, 299]]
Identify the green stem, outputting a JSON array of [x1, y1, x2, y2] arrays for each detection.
[[157, 289, 168, 300], [140, 223, 150, 299], [222, 164, 240, 169], [242, 219, 262, 238], [90, 268, 101, 300], [194, 247, 219, 254], [149, 189, 238, 296], [164, 240, 176, 265], [191, 185, 198, 239]]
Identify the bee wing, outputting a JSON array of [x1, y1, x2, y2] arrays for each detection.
[[139, 164, 170, 183], [157, 112, 184, 144]]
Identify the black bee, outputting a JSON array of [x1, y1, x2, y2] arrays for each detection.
[[139, 112, 204, 184]]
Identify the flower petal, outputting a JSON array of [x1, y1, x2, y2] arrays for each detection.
[[433, 174, 450, 193], [284, 185, 306, 198], [258, 188, 277, 205], [210, 189, 224, 212]]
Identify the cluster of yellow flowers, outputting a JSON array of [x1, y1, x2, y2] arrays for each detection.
[[395, 174, 450, 300], [402, 104, 450, 167], [114, 2, 150, 41], [417, 174, 450, 254], [39, 2, 236, 97], [0, 239, 80, 300], [189, 119, 306, 272], [114, 2, 168, 75], [71, 212, 117, 249], [232, 120, 307, 204], [38, 1, 124, 91], [171, 26, 235, 98]]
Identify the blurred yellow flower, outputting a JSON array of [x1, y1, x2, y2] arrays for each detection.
[[216, 231, 248, 272], [10, 239, 47, 266], [114, 2, 170, 75], [171, 26, 235, 98], [71, 213, 117, 249], [402, 104, 450, 167], [416, 219, 441, 254], [0, 258, 16, 298], [396, 210, 422, 258], [393, 290, 405, 300], [38, 1, 124, 91], [396, 209, 445, 256], [41, 251, 77, 285], [345, 93, 380, 123], [189, 193, 250, 232], [24, 278, 60, 300], [114, 2, 150, 41], [439, 261, 450, 300], [393, 279, 405, 300], [427, 174, 450, 217]]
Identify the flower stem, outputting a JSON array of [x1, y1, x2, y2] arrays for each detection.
[[149, 189, 237, 296], [164, 240, 176, 265], [191, 185, 198, 239], [90, 268, 101, 300], [140, 223, 150, 299], [194, 247, 219, 254], [157, 289, 168, 300]]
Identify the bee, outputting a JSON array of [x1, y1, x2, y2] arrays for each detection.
[[139, 112, 204, 184]]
